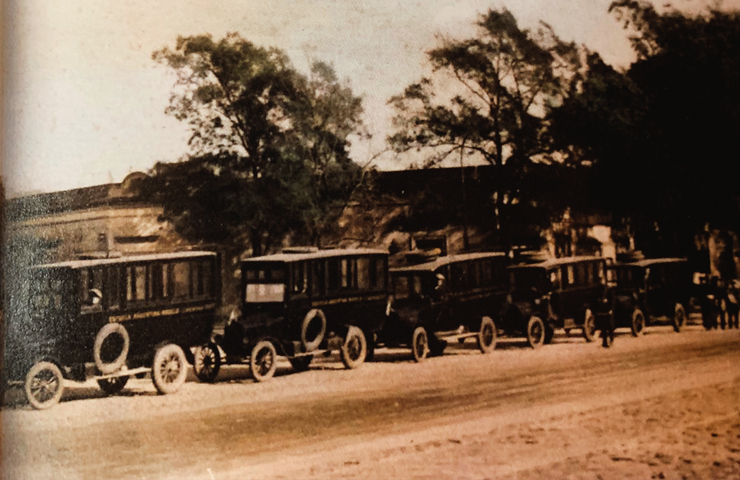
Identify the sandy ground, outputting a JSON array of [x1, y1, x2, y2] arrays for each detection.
[[2, 324, 740, 480]]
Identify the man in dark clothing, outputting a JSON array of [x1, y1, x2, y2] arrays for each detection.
[[727, 280, 739, 329]]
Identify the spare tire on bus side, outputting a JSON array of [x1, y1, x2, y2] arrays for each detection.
[[93, 323, 130, 374], [301, 309, 327, 352]]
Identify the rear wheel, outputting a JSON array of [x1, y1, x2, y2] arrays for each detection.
[[673, 303, 686, 332], [151, 344, 188, 395], [250, 341, 278, 382], [340, 326, 367, 369], [477, 317, 497, 354], [630, 309, 646, 337], [97, 375, 129, 395], [527, 316, 546, 349], [25, 361, 64, 410], [193, 342, 221, 383], [411, 326, 429, 362], [582, 309, 598, 342]]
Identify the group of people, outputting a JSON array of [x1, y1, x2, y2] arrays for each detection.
[[705, 278, 740, 330]]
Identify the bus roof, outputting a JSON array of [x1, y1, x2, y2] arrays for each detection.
[[242, 248, 388, 264], [509, 255, 605, 270], [613, 257, 687, 268], [32, 251, 217, 270], [391, 252, 507, 273]]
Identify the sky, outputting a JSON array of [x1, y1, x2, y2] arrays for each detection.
[[3, 0, 739, 197]]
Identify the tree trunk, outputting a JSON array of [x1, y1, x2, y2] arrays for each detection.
[[250, 228, 263, 257]]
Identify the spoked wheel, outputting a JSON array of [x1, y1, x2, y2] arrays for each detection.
[[477, 316, 497, 354], [631, 309, 646, 337], [250, 340, 278, 382], [340, 326, 367, 369], [288, 355, 313, 372], [582, 309, 598, 343], [411, 326, 429, 362], [25, 361, 64, 410], [151, 344, 188, 395], [673, 303, 686, 332], [527, 316, 546, 349], [97, 375, 129, 395], [193, 342, 221, 383]]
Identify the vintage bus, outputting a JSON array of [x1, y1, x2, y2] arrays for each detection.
[[4, 251, 220, 409], [606, 258, 692, 335], [382, 252, 510, 361], [195, 248, 389, 382], [503, 256, 610, 347]]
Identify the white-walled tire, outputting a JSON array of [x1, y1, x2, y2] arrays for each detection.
[[151, 344, 187, 395]]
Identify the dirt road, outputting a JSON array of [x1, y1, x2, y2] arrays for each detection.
[[3, 325, 740, 480]]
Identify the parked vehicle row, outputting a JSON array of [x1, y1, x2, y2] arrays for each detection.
[[2, 248, 716, 409]]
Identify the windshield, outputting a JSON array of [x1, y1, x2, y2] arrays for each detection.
[[392, 273, 434, 300], [245, 283, 285, 303], [611, 266, 643, 289], [509, 267, 549, 292]]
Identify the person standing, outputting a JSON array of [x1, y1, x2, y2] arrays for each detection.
[[726, 280, 739, 329]]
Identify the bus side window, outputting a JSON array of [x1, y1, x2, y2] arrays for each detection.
[[312, 260, 326, 297], [108, 266, 121, 309], [292, 262, 308, 295], [481, 260, 492, 286], [357, 258, 371, 290], [81, 267, 104, 306], [566, 265, 575, 286], [172, 262, 191, 299], [328, 259, 340, 293], [371, 257, 386, 290]]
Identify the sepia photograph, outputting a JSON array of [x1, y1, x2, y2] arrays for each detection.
[[2, 0, 740, 478]]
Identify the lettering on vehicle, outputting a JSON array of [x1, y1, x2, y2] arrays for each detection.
[[109, 303, 215, 323], [312, 294, 386, 307]]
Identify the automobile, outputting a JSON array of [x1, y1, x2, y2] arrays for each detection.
[[381, 252, 509, 362], [194, 248, 389, 382], [502, 256, 609, 348], [3, 251, 221, 409], [606, 258, 692, 335]]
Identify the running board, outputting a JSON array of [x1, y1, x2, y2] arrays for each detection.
[[94, 367, 150, 380]]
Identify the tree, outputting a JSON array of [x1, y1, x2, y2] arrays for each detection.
[[389, 8, 583, 246], [150, 34, 364, 255], [554, 1, 740, 255]]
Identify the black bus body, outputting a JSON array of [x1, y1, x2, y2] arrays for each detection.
[[201, 249, 389, 382], [382, 252, 510, 361], [4, 251, 220, 409]]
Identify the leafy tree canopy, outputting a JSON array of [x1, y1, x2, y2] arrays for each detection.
[[149, 34, 365, 255], [389, 8, 584, 246], [554, 1, 740, 254]]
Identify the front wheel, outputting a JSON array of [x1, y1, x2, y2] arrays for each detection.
[[673, 303, 686, 332], [527, 316, 546, 349], [25, 361, 64, 410], [151, 344, 188, 395], [97, 375, 129, 395], [340, 326, 367, 369], [477, 317, 497, 354], [193, 342, 221, 383], [582, 309, 598, 342], [411, 326, 429, 362], [631, 309, 646, 337], [250, 340, 278, 382]]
